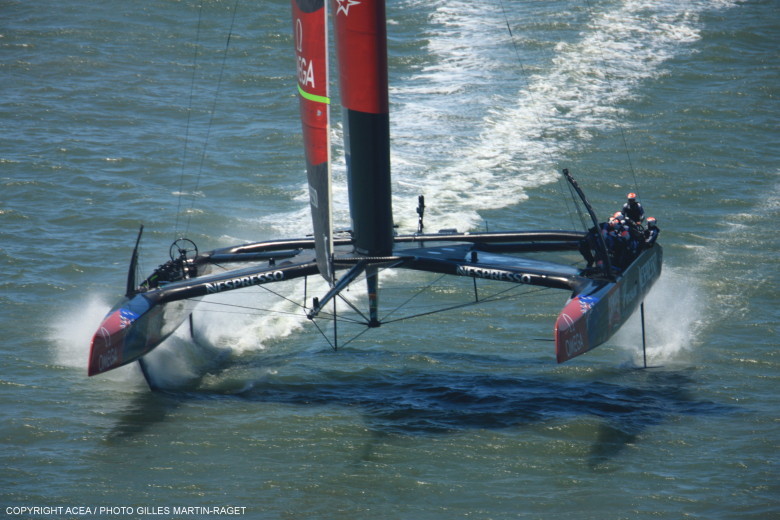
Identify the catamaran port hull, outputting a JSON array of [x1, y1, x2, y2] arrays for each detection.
[[87, 294, 196, 376], [88, 258, 320, 376]]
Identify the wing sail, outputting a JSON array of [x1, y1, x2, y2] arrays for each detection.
[[293, 0, 333, 282], [333, 0, 394, 256]]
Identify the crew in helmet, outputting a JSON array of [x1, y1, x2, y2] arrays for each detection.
[[608, 215, 630, 268], [619, 207, 643, 254], [644, 216, 660, 247], [579, 224, 601, 268], [622, 192, 645, 225]]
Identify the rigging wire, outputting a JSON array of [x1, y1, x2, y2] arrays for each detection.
[[185, 0, 242, 234], [184, 267, 557, 333], [312, 281, 555, 350], [380, 272, 450, 323], [381, 282, 555, 325], [208, 262, 308, 310], [174, 0, 242, 238], [336, 292, 370, 323], [497, 0, 584, 231], [195, 298, 366, 325], [193, 299, 309, 319], [173, 4, 205, 240], [566, 181, 590, 230], [583, 0, 641, 196], [173, 238, 565, 349], [499, 0, 647, 224], [331, 325, 373, 351]]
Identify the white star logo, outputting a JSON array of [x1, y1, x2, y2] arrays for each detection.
[[336, 0, 360, 16]]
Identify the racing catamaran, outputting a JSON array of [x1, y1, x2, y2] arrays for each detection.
[[88, 0, 662, 381]]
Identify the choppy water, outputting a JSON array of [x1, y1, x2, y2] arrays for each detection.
[[2, 0, 778, 518]]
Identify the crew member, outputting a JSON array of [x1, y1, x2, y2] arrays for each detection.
[[621, 209, 644, 257], [579, 222, 605, 268], [622, 193, 645, 225], [644, 217, 660, 247], [608, 216, 631, 269]]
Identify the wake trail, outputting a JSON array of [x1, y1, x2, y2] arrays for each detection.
[[388, 0, 735, 232]]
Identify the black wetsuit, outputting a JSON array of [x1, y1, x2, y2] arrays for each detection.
[[622, 201, 645, 224], [644, 225, 660, 247]]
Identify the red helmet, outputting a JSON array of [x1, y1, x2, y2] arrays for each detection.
[[627, 192, 637, 201], [613, 211, 624, 220], [647, 217, 656, 227]]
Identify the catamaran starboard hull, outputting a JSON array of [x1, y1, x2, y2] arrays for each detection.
[[555, 244, 663, 363]]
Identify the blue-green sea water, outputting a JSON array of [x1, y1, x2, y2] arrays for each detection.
[[2, 0, 778, 518]]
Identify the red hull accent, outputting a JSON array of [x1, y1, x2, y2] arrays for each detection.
[[555, 295, 592, 363], [87, 294, 187, 376], [88, 308, 130, 376]]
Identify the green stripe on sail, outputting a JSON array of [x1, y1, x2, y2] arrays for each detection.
[[298, 84, 330, 105]]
